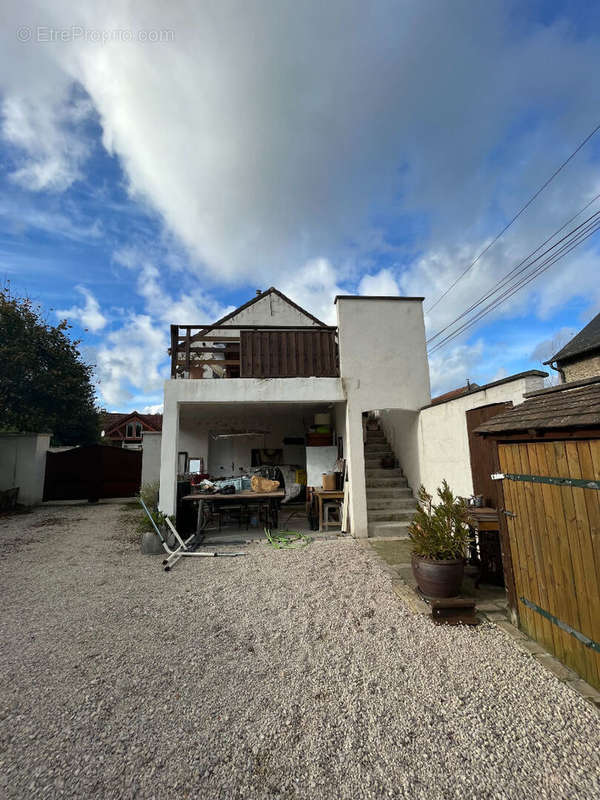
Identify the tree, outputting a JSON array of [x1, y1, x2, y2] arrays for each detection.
[[0, 285, 99, 445]]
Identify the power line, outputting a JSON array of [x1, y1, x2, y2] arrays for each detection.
[[426, 192, 600, 345], [427, 215, 600, 354], [425, 120, 600, 314], [428, 217, 600, 353]]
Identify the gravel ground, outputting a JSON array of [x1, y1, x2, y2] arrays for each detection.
[[1, 502, 599, 800]]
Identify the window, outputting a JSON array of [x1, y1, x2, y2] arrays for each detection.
[[135, 422, 142, 438], [126, 423, 134, 438]]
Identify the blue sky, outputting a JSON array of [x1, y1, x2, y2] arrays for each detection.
[[1, 0, 600, 410]]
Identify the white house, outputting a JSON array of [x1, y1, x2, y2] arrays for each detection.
[[157, 287, 430, 537]]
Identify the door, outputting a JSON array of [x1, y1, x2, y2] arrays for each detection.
[[497, 440, 600, 689], [466, 403, 512, 506]]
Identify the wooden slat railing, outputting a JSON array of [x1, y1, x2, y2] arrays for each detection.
[[169, 324, 338, 379]]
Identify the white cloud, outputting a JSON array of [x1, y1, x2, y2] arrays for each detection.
[[1, 92, 93, 192], [428, 340, 485, 397], [358, 269, 400, 297], [55, 285, 107, 332], [94, 313, 167, 407], [141, 404, 163, 414], [279, 258, 346, 325]]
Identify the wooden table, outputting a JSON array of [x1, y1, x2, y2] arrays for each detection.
[[467, 507, 504, 586], [313, 489, 344, 533], [182, 490, 285, 535]]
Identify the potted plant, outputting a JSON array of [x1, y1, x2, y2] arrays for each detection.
[[408, 480, 470, 598]]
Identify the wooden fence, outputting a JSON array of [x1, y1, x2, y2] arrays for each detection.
[[497, 440, 600, 688], [44, 444, 142, 501]]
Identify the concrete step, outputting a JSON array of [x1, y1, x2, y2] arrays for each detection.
[[365, 468, 404, 479], [366, 477, 409, 488], [367, 486, 413, 498], [367, 497, 416, 510], [367, 509, 415, 522], [364, 446, 393, 455], [368, 520, 411, 539], [366, 432, 385, 441]]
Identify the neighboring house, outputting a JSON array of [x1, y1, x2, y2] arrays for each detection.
[[158, 287, 430, 537], [101, 411, 163, 450], [544, 311, 600, 383]]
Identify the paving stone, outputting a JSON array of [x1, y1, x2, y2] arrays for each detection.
[[567, 679, 600, 707], [534, 653, 578, 682], [494, 620, 527, 641], [391, 580, 429, 615], [515, 638, 547, 656], [483, 610, 509, 622], [476, 600, 503, 612]]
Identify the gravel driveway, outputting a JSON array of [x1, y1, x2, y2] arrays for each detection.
[[1, 502, 599, 799]]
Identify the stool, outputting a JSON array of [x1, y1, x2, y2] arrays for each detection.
[[323, 500, 342, 532]]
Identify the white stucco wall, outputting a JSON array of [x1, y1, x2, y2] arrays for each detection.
[[336, 297, 430, 538], [379, 372, 546, 501], [0, 433, 51, 506], [141, 431, 162, 487]]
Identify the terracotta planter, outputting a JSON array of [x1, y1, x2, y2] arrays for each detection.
[[411, 554, 465, 598]]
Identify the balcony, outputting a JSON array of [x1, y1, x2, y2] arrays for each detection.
[[170, 324, 339, 379]]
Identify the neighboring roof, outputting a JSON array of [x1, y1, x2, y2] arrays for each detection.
[[205, 287, 328, 329], [475, 376, 600, 435], [431, 383, 480, 405], [545, 311, 600, 365], [422, 370, 548, 410], [101, 411, 163, 433]]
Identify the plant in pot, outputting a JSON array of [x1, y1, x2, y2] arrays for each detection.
[[408, 480, 470, 598]]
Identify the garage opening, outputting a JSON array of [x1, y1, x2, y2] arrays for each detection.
[[176, 401, 347, 542]]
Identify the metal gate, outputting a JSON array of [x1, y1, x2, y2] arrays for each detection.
[[44, 444, 142, 501], [497, 440, 600, 689]]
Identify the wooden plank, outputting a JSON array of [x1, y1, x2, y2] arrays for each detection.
[[543, 441, 588, 678], [510, 445, 546, 645], [530, 442, 574, 665], [498, 445, 537, 638], [527, 443, 568, 663], [297, 331, 305, 378], [564, 441, 600, 686]]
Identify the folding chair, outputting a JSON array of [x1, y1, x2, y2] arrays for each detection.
[[139, 498, 245, 571]]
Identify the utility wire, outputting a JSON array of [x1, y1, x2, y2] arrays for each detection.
[[427, 216, 600, 354], [425, 120, 600, 314], [426, 193, 600, 345], [428, 217, 600, 353]]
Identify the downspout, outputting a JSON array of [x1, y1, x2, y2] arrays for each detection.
[[547, 359, 565, 384]]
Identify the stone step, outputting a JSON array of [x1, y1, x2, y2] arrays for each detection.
[[365, 457, 390, 467], [368, 520, 411, 539], [366, 432, 385, 441], [367, 497, 416, 510], [364, 446, 393, 455], [367, 487, 413, 498], [365, 468, 404, 479], [367, 509, 415, 522], [366, 477, 409, 488]]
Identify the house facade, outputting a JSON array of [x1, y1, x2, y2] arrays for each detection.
[[101, 411, 163, 450], [157, 287, 430, 537], [544, 311, 600, 383]]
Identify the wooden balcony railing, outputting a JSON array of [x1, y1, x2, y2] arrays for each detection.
[[169, 324, 339, 379]]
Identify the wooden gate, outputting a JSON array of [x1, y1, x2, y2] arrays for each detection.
[[44, 444, 142, 501], [498, 440, 600, 688]]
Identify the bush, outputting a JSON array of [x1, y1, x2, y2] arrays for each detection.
[[137, 481, 172, 534], [408, 480, 470, 561]]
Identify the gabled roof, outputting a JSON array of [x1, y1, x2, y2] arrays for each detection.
[[545, 311, 600, 365], [101, 411, 163, 434], [205, 286, 328, 329], [475, 376, 600, 435]]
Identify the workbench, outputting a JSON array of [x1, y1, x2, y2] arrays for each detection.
[[182, 490, 285, 535]]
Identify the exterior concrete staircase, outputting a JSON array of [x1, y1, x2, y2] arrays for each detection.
[[365, 423, 417, 538]]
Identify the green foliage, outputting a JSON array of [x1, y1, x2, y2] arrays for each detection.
[[0, 284, 99, 446], [408, 480, 470, 561], [137, 481, 173, 533]]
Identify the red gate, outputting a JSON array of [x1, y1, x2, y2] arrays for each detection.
[[43, 445, 142, 501]]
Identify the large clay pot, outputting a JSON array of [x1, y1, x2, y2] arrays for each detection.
[[411, 554, 465, 598]]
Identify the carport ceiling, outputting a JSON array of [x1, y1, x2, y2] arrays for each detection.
[[179, 402, 340, 424]]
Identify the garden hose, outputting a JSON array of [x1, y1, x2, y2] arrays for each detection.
[[264, 528, 311, 549]]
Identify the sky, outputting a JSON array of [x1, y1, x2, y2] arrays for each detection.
[[1, 0, 600, 411]]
